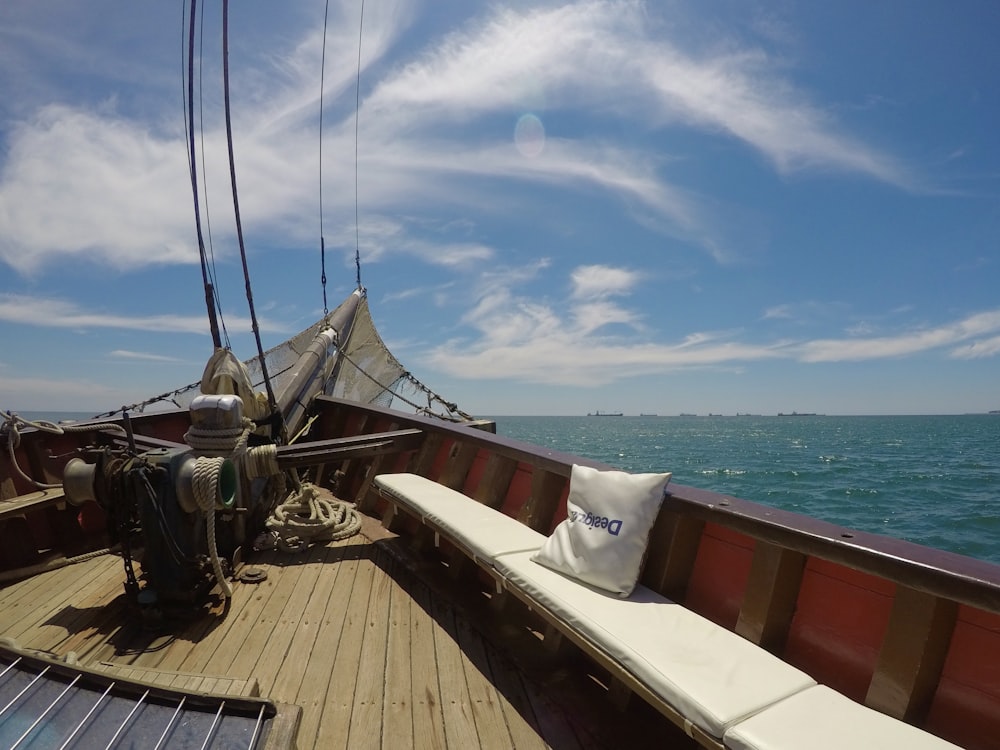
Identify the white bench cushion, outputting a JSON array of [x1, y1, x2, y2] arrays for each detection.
[[494, 550, 816, 740], [723, 684, 961, 750], [374, 473, 546, 561]]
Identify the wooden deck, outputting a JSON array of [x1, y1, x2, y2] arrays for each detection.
[[0, 515, 684, 749]]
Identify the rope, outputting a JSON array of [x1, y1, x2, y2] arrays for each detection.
[[183, 0, 223, 349], [334, 348, 474, 421], [183, 417, 254, 455], [243, 444, 279, 479], [318, 0, 332, 316], [2, 412, 126, 489], [190, 456, 233, 598], [0, 547, 116, 585], [263, 483, 360, 553], [353, 0, 367, 290], [222, 0, 280, 422]]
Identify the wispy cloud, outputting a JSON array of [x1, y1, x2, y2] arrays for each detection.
[[570, 265, 642, 299], [110, 350, 185, 363], [425, 266, 1000, 384], [0, 1, 916, 277], [952, 336, 1000, 359], [796, 311, 1000, 362], [0, 294, 287, 335]]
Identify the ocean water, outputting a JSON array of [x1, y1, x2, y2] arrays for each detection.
[[12, 410, 999, 564], [492, 415, 1000, 564]]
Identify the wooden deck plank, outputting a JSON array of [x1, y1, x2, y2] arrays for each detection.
[[0, 553, 122, 651], [0, 556, 67, 614], [345, 546, 394, 750], [168, 551, 309, 677], [222, 543, 331, 683], [313, 544, 378, 750], [268, 542, 348, 701], [483, 646, 552, 750], [0, 553, 117, 631], [107, 545, 277, 673], [0, 519, 645, 750], [193, 566, 301, 678], [293, 544, 367, 747], [51, 570, 131, 662], [431, 594, 482, 750], [455, 614, 516, 750], [382, 553, 414, 749], [91, 660, 260, 697], [250, 543, 345, 695], [406, 566, 449, 750]]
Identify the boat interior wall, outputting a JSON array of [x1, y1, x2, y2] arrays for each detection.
[[3, 397, 999, 748], [306, 398, 998, 749]]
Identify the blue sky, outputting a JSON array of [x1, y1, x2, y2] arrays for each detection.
[[1, 0, 998, 416]]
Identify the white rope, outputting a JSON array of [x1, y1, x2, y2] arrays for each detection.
[[263, 483, 360, 553], [244, 444, 279, 479], [0, 547, 115, 584], [183, 417, 254, 454], [190, 456, 233, 598]]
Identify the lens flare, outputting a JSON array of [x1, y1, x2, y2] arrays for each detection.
[[514, 113, 545, 157]]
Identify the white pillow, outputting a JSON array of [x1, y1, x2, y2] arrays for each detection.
[[531, 464, 671, 597]]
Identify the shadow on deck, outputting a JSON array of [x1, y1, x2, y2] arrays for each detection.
[[0, 516, 692, 749]]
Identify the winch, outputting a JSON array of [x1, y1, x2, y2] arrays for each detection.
[[62, 394, 282, 611]]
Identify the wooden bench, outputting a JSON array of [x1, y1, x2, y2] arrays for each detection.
[[374, 472, 961, 750], [0, 487, 66, 521]]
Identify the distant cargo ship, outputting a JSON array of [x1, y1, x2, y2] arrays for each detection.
[[778, 411, 820, 416], [587, 410, 623, 416]]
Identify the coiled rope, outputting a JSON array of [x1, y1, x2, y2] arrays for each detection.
[[184, 416, 279, 477], [183, 417, 254, 455], [2, 411, 126, 489], [190, 455, 233, 598], [263, 483, 360, 553]]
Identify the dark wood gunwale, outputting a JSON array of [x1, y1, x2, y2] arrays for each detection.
[[314, 395, 1000, 616], [314, 396, 999, 747]]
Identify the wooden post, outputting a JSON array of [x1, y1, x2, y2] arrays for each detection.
[[735, 541, 805, 653], [866, 586, 957, 723]]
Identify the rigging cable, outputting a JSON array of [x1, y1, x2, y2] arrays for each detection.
[[183, 0, 223, 350], [221, 0, 279, 424], [353, 0, 366, 291], [318, 0, 332, 316], [197, 0, 230, 349]]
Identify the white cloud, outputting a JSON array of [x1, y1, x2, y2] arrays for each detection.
[[762, 305, 792, 320], [571, 265, 642, 299], [110, 350, 185, 363], [426, 266, 1000, 384], [797, 310, 1000, 362], [0, 1, 916, 277], [0, 106, 195, 273], [0, 294, 287, 335], [951, 336, 1000, 360]]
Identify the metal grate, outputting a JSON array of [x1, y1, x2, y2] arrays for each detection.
[[0, 652, 275, 750]]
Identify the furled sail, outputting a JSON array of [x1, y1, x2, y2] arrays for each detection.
[[97, 289, 471, 425]]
